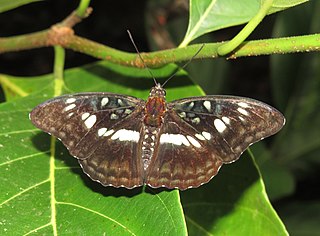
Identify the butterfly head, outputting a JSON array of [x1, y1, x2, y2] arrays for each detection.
[[149, 83, 166, 98]]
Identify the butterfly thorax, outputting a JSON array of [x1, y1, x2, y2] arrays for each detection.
[[143, 84, 167, 127]]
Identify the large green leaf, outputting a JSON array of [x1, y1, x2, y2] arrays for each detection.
[[0, 61, 287, 235], [0, 62, 192, 235], [180, 0, 309, 47]]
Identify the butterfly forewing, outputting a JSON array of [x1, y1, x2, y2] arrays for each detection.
[[171, 96, 285, 163], [30, 92, 145, 188]]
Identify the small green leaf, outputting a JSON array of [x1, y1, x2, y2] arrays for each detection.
[[0, 0, 41, 13], [268, 0, 309, 14], [180, 0, 309, 47]]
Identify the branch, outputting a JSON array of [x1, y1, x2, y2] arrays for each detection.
[[0, 7, 319, 68], [0, 8, 93, 53]]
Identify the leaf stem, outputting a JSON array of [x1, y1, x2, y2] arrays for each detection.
[[76, 0, 91, 17], [0, 75, 28, 97], [217, 0, 274, 56], [53, 46, 65, 96]]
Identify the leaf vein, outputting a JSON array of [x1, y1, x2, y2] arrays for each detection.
[[56, 201, 137, 236], [185, 215, 213, 236], [23, 222, 52, 236], [180, 0, 217, 47], [0, 179, 49, 206], [0, 151, 50, 167], [151, 190, 177, 231]]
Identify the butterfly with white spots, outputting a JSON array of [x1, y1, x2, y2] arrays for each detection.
[[30, 83, 285, 190]]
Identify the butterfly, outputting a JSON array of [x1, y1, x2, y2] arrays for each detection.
[[30, 82, 285, 190]]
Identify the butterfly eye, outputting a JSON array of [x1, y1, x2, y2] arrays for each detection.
[[149, 87, 156, 96]]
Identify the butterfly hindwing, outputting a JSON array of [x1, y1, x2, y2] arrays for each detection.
[[145, 109, 223, 190], [78, 119, 145, 188], [30, 92, 145, 188]]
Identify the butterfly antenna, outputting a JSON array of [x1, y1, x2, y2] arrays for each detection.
[[127, 30, 157, 85], [161, 44, 205, 88]]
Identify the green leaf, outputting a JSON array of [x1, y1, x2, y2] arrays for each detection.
[[0, 61, 287, 235], [251, 143, 295, 201], [0, 62, 192, 235], [0, 74, 52, 101], [181, 152, 288, 236], [180, 0, 309, 47], [268, 0, 309, 14], [0, 0, 41, 13]]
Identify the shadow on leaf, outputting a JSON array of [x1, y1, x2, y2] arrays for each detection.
[[180, 152, 259, 235]]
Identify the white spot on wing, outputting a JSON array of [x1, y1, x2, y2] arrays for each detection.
[[101, 97, 109, 106], [84, 115, 96, 129], [203, 101, 211, 112], [222, 116, 230, 124], [124, 109, 132, 114], [179, 112, 186, 118], [187, 136, 201, 148], [64, 103, 76, 112], [66, 98, 76, 104], [117, 99, 124, 106], [237, 107, 249, 116], [214, 119, 227, 133], [160, 134, 190, 146], [81, 112, 90, 120], [195, 134, 205, 140], [188, 102, 194, 109], [192, 117, 200, 124], [238, 102, 250, 108], [110, 129, 140, 142], [98, 128, 108, 137], [104, 129, 114, 137], [110, 113, 119, 120], [202, 131, 212, 140]]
